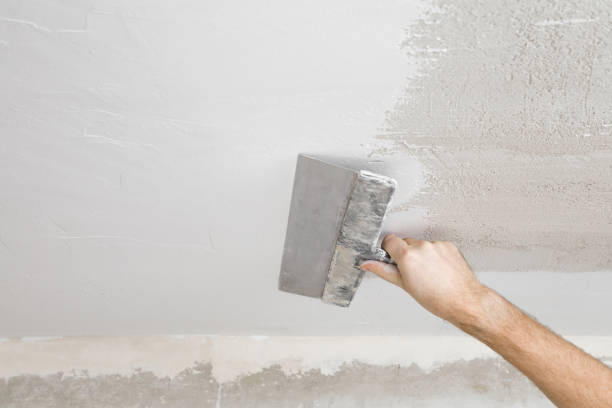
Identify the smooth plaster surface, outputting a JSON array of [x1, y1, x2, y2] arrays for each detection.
[[1, 0, 611, 338]]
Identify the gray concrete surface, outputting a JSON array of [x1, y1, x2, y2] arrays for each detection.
[[5, 335, 610, 408], [1, 360, 555, 408]]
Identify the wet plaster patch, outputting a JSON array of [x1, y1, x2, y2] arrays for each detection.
[[1, 360, 553, 408], [376, 0, 612, 271]]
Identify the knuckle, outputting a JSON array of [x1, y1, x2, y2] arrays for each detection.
[[383, 234, 398, 246], [435, 240, 453, 248], [401, 248, 420, 264], [395, 245, 411, 259], [445, 241, 458, 251], [418, 240, 432, 249]]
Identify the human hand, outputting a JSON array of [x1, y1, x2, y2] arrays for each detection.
[[360, 234, 488, 326]]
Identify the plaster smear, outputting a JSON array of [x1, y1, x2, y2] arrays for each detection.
[[1, 335, 610, 382], [376, 0, 612, 271], [2, 336, 611, 407], [0, 336, 497, 383], [1, 361, 553, 408]]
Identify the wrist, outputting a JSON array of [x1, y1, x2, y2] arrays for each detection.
[[451, 285, 505, 337]]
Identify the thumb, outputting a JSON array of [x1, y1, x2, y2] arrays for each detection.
[[360, 260, 403, 288]]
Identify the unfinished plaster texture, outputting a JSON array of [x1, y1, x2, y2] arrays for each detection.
[[0, 362, 552, 408], [2, 336, 611, 407], [376, 0, 612, 272]]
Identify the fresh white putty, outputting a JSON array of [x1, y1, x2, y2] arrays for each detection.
[[0, 0, 611, 339]]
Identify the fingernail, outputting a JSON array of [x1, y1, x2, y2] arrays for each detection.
[[359, 261, 374, 271]]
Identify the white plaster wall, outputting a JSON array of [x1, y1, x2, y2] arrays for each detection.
[[1, 0, 611, 338], [0, 0, 420, 336]]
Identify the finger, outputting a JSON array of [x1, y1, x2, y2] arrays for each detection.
[[360, 260, 403, 288], [382, 234, 411, 261], [403, 237, 423, 246]]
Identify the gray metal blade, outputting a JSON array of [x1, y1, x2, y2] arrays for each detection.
[[278, 154, 358, 298]]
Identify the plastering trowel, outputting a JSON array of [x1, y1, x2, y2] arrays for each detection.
[[278, 154, 397, 307]]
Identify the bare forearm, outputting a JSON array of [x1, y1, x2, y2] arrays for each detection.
[[362, 236, 612, 407], [455, 287, 612, 408]]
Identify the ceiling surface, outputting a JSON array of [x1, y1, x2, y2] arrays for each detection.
[[1, 0, 611, 336]]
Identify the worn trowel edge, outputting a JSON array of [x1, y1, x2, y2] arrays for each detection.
[[322, 170, 397, 307]]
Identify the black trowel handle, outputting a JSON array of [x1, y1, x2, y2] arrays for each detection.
[[369, 247, 397, 266]]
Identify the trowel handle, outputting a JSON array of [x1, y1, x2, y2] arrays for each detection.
[[370, 247, 397, 266]]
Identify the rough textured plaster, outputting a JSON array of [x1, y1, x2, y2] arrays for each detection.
[[2, 336, 611, 407], [1, 336, 610, 382], [0, 361, 554, 408], [375, 0, 612, 271]]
